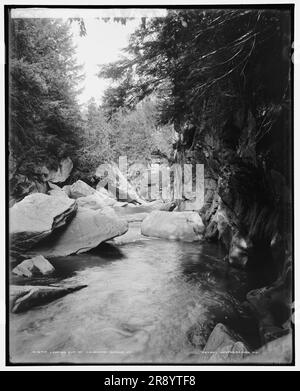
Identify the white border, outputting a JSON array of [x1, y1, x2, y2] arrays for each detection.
[[0, 0, 298, 372]]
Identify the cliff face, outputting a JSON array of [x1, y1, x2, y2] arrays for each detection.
[[198, 106, 292, 276], [167, 10, 293, 284], [177, 104, 293, 347]]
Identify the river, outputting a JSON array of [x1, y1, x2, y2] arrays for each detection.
[[10, 235, 260, 364]]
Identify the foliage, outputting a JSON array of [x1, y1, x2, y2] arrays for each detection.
[[108, 98, 175, 163], [99, 9, 291, 160], [75, 97, 176, 182], [98, 9, 292, 254], [9, 18, 83, 180], [73, 97, 113, 181], [9, 17, 176, 192]]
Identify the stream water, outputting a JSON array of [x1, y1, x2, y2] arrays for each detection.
[[10, 236, 260, 364]]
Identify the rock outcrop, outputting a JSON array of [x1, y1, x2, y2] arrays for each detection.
[[10, 193, 77, 255], [68, 180, 96, 199], [203, 323, 249, 362], [31, 207, 128, 257], [10, 283, 87, 313], [76, 193, 117, 210], [246, 261, 292, 345], [12, 255, 55, 278], [228, 232, 253, 268], [141, 211, 205, 242], [46, 157, 73, 183]]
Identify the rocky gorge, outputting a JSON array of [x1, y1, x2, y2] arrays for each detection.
[[9, 157, 293, 364], [8, 8, 293, 365]]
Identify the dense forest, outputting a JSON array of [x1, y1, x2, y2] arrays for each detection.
[[8, 9, 293, 363], [8, 17, 175, 197]]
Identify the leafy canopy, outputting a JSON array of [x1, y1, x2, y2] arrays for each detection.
[[9, 18, 84, 177]]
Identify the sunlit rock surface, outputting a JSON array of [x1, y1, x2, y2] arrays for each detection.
[[46, 157, 73, 183], [76, 193, 117, 210], [203, 323, 249, 362], [12, 255, 55, 278], [10, 283, 87, 313], [31, 207, 128, 257], [68, 180, 96, 199], [10, 193, 77, 255], [141, 211, 205, 242]]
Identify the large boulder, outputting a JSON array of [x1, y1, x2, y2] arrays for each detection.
[[141, 211, 205, 242], [68, 180, 96, 199], [76, 193, 117, 210], [203, 323, 249, 362], [10, 283, 87, 313], [123, 213, 149, 223], [110, 221, 145, 245], [47, 157, 73, 183], [31, 207, 128, 257], [96, 163, 143, 204], [10, 193, 77, 255], [12, 255, 55, 278]]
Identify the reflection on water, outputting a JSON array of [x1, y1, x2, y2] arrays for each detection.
[[10, 239, 259, 363]]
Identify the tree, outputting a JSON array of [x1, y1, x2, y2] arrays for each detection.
[[98, 9, 291, 161], [99, 9, 292, 267], [73, 97, 175, 182], [74, 98, 113, 182], [9, 18, 83, 183]]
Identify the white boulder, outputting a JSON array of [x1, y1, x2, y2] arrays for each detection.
[[12, 255, 55, 278], [10, 193, 77, 254], [141, 211, 205, 242], [31, 207, 128, 257]]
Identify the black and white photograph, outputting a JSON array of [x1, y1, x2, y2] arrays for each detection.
[[5, 4, 294, 366]]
